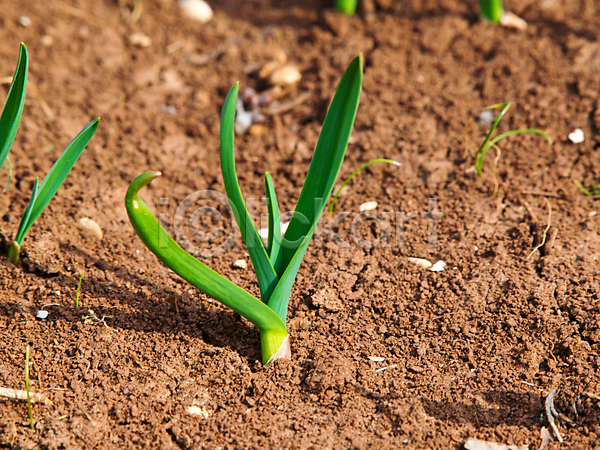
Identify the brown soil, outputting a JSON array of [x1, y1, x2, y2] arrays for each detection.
[[1, 0, 600, 448]]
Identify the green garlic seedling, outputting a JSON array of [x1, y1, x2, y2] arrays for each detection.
[[0, 43, 27, 182], [1, 43, 100, 265], [8, 119, 100, 265], [126, 55, 363, 364], [474, 102, 551, 176]]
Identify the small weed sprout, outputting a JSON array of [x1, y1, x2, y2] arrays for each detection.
[[573, 180, 600, 198], [335, 0, 357, 14], [479, 0, 527, 29], [474, 102, 552, 176], [328, 158, 400, 214], [1, 44, 100, 265], [75, 272, 84, 307], [24, 346, 34, 430], [126, 56, 363, 364]]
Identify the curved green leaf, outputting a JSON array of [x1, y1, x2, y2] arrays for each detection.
[[125, 171, 288, 364], [220, 84, 278, 303]]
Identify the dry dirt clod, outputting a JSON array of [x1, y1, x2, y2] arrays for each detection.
[[129, 32, 152, 48]]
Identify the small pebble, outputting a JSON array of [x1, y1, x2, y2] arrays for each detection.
[[499, 11, 528, 30], [359, 201, 378, 212], [367, 356, 385, 362], [233, 260, 247, 269], [568, 128, 585, 144], [268, 65, 301, 86], [36, 310, 48, 319], [40, 35, 54, 47], [234, 111, 253, 135], [79, 217, 103, 240], [430, 261, 446, 272], [478, 110, 494, 126], [160, 104, 177, 114], [19, 16, 32, 27], [187, 405, 210, 417], [179, 0, 213, 23], [129, 32, 152, 48], [408, 257, 432, 269]]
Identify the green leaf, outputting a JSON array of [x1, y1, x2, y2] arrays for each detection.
[[0, 43, 28, 172], [14, 117, 99, 246], [268, 54, 363, 322], [220, 84, 278, 303], [264, 172, 282, 276], [480, 0, 504, 23], [125, 171, 288, 364]]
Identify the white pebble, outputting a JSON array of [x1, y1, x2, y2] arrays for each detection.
[[79, 217, 103, 240], [408, 257, 432, 269], [129, 32, 152, 48], [268, 65, 302, 86], [234, 111, 253, 135], [187, 405, 210, 417], [359, 201, 378, 212], [19, 16, 32, 27], [367, 356, 385, 362], [568, 128, 585, 144], [40, 35, 54, 47], [36, 310, 48, 319], [233, 260, 247, 269], [179, 0, 213, 23], [478, 110, 494, 126], [430, 261, 446, 272]]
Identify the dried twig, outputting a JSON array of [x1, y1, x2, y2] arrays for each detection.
[[0, 387, 53, 405], [520, 190, 563, 199], [527, 197, 551, 259], [545, 388, 563, 443], [261, 92, 312, 115]]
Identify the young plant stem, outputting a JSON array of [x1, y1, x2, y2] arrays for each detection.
[[328, 158, 400, 214], [25, 346, 34, 430], [335, 0, 357, 14], [125, 171, 289, 364], [75, 272, 84, 307], [474, 103, 552, 176], [479, 0, 503, 23]]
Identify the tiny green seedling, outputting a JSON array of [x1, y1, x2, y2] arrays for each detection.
[[24, 346, 34, 430], [479, 0, 527, 29], [75, 271, 84, 307], [573, 180, 600, 198], [8, 118, 100, 265], [335, 0, 357, 14], [126, 56, 363, 364], [0, 43, 27, 183], [329, 158, 400, 214], [474, 102, 552, 176], [479, 0, 504, 23], [1, 45, 100, 266]]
